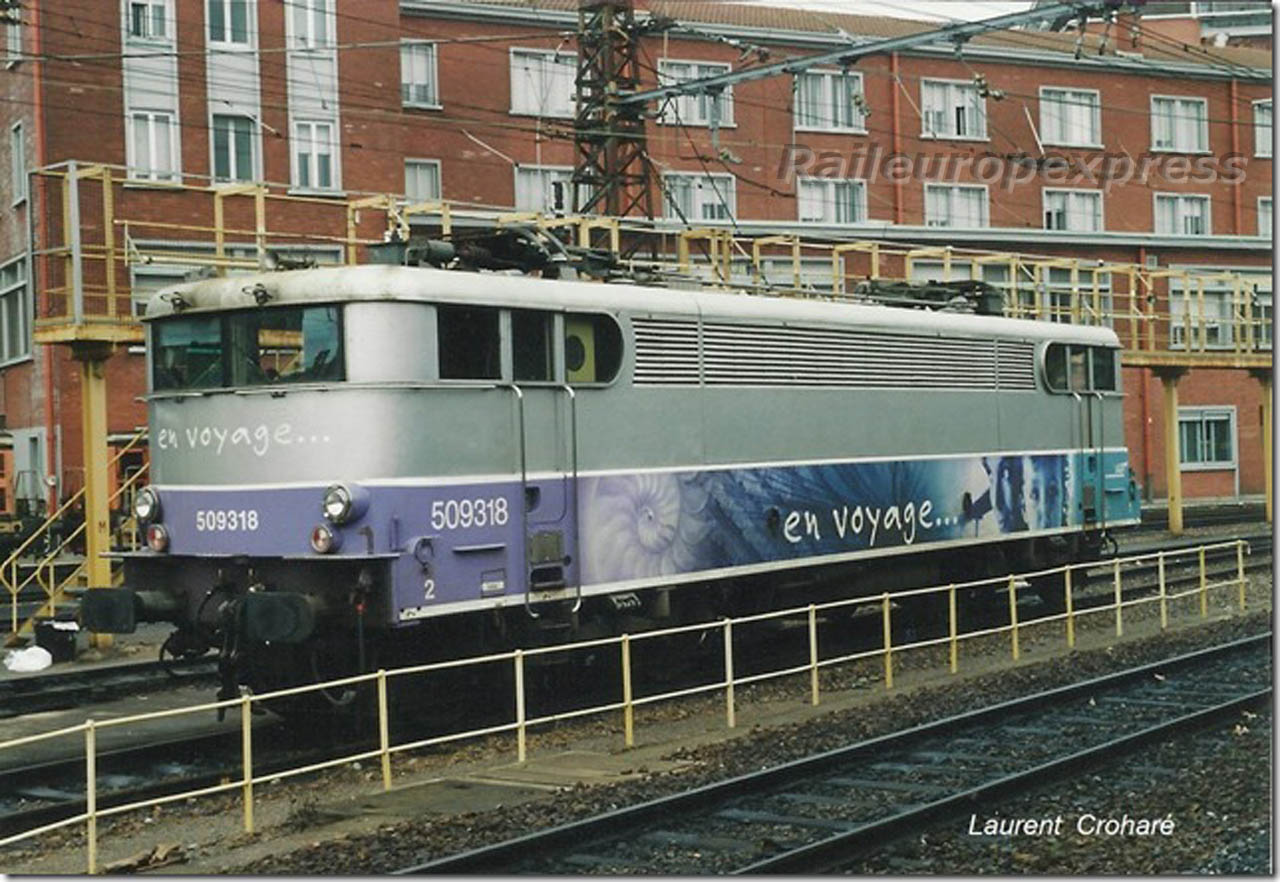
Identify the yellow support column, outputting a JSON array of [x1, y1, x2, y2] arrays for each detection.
[[76, 344, 114, 649], [1252, 369, 1273, 523], [1156, 367, 1187, 536]]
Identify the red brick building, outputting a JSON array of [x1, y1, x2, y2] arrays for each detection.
[[0, 0, 1271, 513]]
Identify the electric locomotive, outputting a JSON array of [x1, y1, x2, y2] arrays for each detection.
[[81, 264, 1141, 700]]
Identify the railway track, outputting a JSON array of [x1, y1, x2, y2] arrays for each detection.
[[0, 658, 216, 719], [398, 633, 1270, 875]]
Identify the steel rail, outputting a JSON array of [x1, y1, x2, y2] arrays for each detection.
[[397, 632, 1270, 875]]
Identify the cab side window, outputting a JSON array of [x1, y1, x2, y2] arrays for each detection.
[[1043, 342, 1118, 393], [438, 305, 500, 380], [565, 313, 622, 384], [512, 309, 554, 382]]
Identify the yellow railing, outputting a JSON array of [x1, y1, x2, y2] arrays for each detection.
[[2, 430, 148, 635], [0, 539, 1255, 874]]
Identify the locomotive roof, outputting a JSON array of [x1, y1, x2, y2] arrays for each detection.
[[147, 265, 1122, 347]]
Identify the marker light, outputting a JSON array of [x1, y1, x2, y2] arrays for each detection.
[[146, 523, 170, 552], [134, 486, 161, 523], [310, 524, 339, 554]]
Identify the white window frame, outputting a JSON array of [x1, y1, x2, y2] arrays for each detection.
[[0, 255, 30, 366], [289, 0, 332, 49], [514, 164, 576, 214], [210, 113, 258, 183], [509, 48, 577, 119], [404, 158, 441, 203], [1038, 86, 1102, 149], [1042, 187, 1104, 232], [126, 109, 180, 182], [657, 59, 735, 128], [662, 171, 737, 222], [1150, 94, 1209, 153], [796, 177, 868, 224], [1177, 406, 1236, 472], [207, 0, 254, 48], [1153, 192, 1211, 236], [291, 119, 338, 191], [920, 77, 987, 141], [4, 12, 19, 67], [400, 40, 440, 109], [1260, 197, 1273, 239], [923, 183, 989, 228], [1253, 99, 1272, 158], [125, 0, 170, 42], [793, 69, 866, 134], [9, 123, 23, 206]]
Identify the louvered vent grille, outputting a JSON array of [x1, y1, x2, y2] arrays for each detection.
[[632, 318, 1041, 391], [996, 340, 1037, 391], [701, 323, 997, 388], [632, 317, 700, 385]]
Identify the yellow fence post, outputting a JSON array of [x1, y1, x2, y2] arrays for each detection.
[[1007, 576, 1020, 661], [1236, 540, 1247, 610], [808, 604, 819, 706], [1113, 558, 1123, 638], [378, 670, 391, 791], [514, 650, 527, 763], [85, 720, 97, 875], [241, 695, 254, 833], [1199, 547, 1208, 617], [1158, 552, 1168, 630], [881, 593, 893, 689], [947, 585, 958, 674], [621, 634, 634, 748], [1064, 567, 1075, 648], [723, 619, 736, 729]]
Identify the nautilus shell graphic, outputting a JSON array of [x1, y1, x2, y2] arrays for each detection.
[[580, 473, 714, 583]]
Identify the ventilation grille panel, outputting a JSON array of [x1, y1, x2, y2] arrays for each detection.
[[632, 317, 699, 385], [996, 340, 1037, 391]]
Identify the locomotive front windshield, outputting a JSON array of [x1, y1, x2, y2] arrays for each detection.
[[152, 305, 343, 391]]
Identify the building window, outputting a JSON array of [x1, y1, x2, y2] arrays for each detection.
[[4, 14, 18, 65], [207, 0, 251, 45], [658, 60, 733, 127], [10, 123, 23, 205], [921, 79, 986, 140], [794, 70, 865, 132], [405, 159, 441, 202], [1170, 283, 1231, 349], [292, 120, 335, 190], [1260, 197, 1273, 238], [0, 256, 28, 364], [127, 111, 178, 181], [1154, 193, 1210, 235], [510, 49, 576, 118], [211, 114, 255, 182], [290, 0, 330, 49], [797, 177, 866, 224], [1151, 95, 1208, 152], [400, 41, 439, 108], [1178, 407, 1235, 469], [1040, 87, 1101, 147], [127, 1, 168, 40], [663, 172, 736, 221], [1255, 99, 1272, 158], [924, 183, 987, 228], [1043, 189, 1103, 232], [514, 165, 574, 214]]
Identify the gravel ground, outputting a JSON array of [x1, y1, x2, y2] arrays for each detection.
[[1, 555, 1269, 875], [849, 708, 1272, 874]]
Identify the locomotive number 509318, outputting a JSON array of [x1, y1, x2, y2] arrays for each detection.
[[430, 497, 508, 531], [195, 509, 260, 531]]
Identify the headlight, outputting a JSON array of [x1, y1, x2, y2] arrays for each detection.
[[134, 486, 161, 523], [322, 484, 352, 523], [321, 482, 368, 525], [310, 524, 340, 554], [146, 523, 170, 552]]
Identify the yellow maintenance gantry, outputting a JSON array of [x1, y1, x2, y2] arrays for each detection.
[[14, 160, 1273, 641]]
